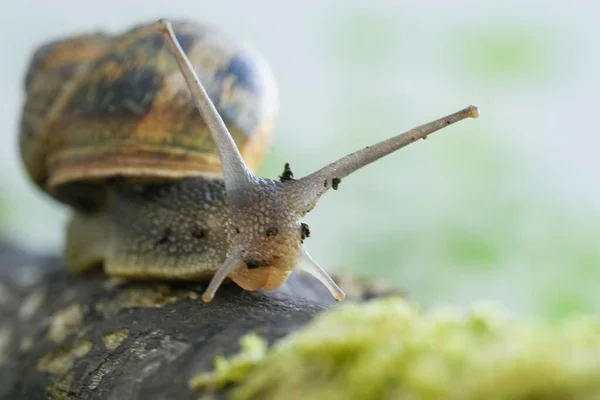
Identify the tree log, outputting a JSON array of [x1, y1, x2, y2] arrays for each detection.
[[0, 239, 358, 399]]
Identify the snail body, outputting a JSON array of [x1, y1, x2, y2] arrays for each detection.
[[20, 21, 280, 291], [20, 19, 479, 302]]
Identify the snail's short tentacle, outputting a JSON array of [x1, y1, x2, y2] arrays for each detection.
[[297, 247, 345, 301], [286, 105, 480, 214], [202, 249, 243, 302], [157, 19, 255, 193]]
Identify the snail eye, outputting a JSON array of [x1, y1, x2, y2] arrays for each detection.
[[245, 259, 261, 269], [265, 226, 278, 237]]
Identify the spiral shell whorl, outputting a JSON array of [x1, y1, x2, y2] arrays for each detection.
[[19, 20, 279, 204]]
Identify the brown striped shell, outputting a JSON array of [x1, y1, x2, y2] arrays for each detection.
[[19, 20, 279, 207]]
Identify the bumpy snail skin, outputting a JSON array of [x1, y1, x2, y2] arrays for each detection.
[[65, 176, 302, 293], [101, 178, 234, 279], [225, 178, 304, 291]]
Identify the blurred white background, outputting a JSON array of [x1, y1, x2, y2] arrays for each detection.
[[1, 0, 600, 319]]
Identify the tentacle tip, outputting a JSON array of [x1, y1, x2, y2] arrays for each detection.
[[155, 19, 171, 33], [468, 105, 480, 119], [201, 292, 215, 303], [334, 290, 346, 301]]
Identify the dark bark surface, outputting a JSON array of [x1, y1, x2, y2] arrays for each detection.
[[0, 239, 344, 400]]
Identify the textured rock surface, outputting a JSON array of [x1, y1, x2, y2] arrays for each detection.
[[0, 239, 344, 400]]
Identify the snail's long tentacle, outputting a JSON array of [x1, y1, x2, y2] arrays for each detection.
[[157, 19, 254, 192], [286, 105, 480, 213]]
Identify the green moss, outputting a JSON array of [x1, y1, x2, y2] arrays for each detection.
[[192, 298, 600, 400], [37, 339, 93, 400], [101, 328, 130, 351], [95, 284, 199, 316], [189, 334, 268, 390], [48, 304, 83, 344]]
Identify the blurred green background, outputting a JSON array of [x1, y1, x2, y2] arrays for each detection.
[[1, 0, 599, 320]]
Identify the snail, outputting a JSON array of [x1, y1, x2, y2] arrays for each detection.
[[19, 19, 479, 303]]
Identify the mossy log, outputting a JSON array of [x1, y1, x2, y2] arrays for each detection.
[[6, 239, 600, 400], [0, 239, 391, 399]]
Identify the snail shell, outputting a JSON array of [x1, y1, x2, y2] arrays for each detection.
[[20, 20, 278, 210]]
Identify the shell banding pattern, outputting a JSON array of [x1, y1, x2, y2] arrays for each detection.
[[19, 21, 279, 199]]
